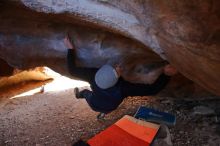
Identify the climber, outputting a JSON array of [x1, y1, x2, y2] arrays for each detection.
[[64, 35, 177, 115]]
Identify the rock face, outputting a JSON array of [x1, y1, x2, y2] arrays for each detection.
[[0, 67, 52, 89], [0, 0, 219, 95]]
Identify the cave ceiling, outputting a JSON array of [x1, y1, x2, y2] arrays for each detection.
[[0, 0, 219, 95]]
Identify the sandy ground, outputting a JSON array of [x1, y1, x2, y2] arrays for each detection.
[[0, 77, 220, 146], [0, 78, 152, 146]]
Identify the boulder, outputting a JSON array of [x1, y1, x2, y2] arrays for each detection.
[[0, 0, 219, 95]]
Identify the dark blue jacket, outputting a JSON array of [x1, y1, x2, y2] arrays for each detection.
[[67, 49, 170, 113]]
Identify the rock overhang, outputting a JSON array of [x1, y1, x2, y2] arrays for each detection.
[[0, 0, 220, 95]]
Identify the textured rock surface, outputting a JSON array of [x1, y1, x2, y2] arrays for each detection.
[[0, 67, 52, 89], [0, 0, 219, 95]]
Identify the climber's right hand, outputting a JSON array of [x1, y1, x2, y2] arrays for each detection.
[[64, 35, 74, 50]]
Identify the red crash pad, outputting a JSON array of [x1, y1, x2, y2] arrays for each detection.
[[88, 115, 160, 146]]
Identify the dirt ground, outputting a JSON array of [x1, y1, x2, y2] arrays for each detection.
[[0, 77, 220, 146]]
